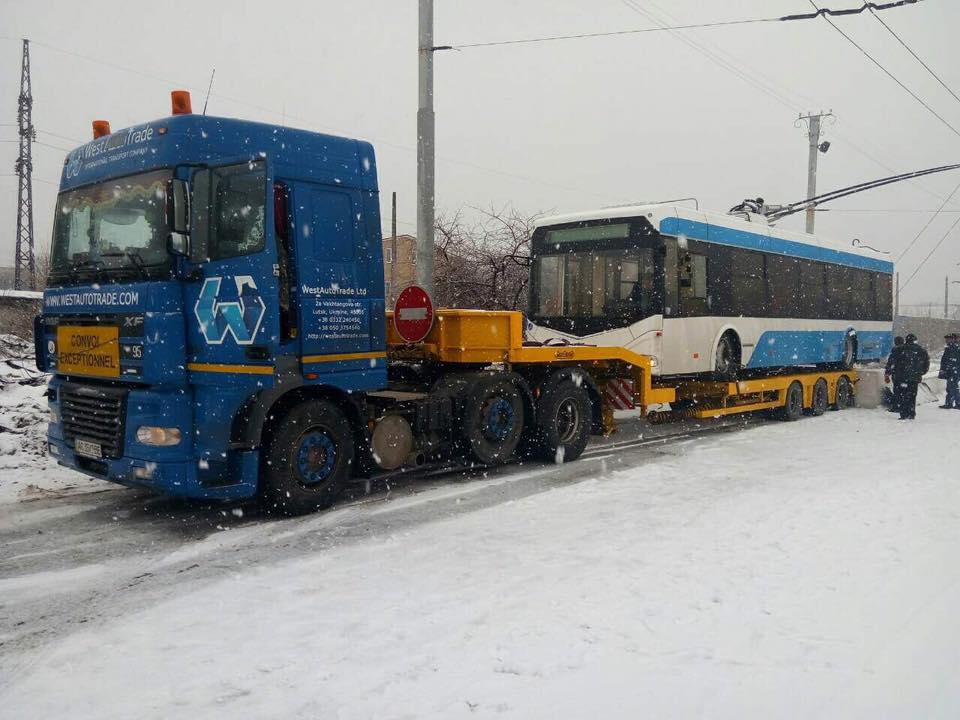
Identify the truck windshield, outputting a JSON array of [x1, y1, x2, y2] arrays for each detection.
[[49, 169, 172, 284]]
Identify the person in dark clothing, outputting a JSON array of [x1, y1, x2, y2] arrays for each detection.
[[885, 336, 905, 413], [939, 333, 960, 409], [886, 333, 930, 420]]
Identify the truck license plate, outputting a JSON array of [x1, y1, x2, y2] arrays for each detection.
[[74, 438, 102, 459]]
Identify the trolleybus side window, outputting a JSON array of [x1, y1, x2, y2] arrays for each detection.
[[875, 273, 893, 320], [798, 260, 826, 318], [766, 254, 801, 318]]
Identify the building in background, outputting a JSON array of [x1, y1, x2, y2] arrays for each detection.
[[382, 234, 416, 307]]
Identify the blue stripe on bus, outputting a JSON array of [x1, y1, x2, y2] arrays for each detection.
[[746, 329, 892, 368], [659, 217, 895, 274]]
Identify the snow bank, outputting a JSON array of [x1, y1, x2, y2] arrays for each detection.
[[0, 336, 111, 503], [3, 404, 959, 719]]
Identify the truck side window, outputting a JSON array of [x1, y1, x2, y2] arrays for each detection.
[[192, 160, 267, 262]]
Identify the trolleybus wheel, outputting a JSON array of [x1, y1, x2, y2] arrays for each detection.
[[714, 332, 741, 380], [841, 334, 857, 370], [532, 378, 592, 463], [832, 375, 853, 410], [261, 399, 354, 515], [776, 381, 804, 421], [808, 378, 829, 416], [462, 376, 525, 466]]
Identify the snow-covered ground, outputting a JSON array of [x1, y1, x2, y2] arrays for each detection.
[[1, 368, 958, 719], [0, 335, 113, 504]]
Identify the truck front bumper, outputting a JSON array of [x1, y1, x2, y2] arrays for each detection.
[[46, 435, 260, 501]]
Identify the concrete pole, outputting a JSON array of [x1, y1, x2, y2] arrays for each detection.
[[805, 114, 821, 235], [416, 0, 436, 294], [391, 191, 397, 307]]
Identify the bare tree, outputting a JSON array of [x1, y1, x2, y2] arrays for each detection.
[[0, 249, 48, 342], [433, 206, 542, 311]]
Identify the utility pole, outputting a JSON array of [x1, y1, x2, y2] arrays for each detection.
[[894, 271, 899, 319], [946, 275, 950, 318], [14, 39, 36, 290], [390, 191, 397, 306], [416, 0, 436, 294], [798, 111, 833, 235]]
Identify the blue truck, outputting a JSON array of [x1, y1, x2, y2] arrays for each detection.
[[36, 91, 620, 514], [36, 92, 864, 515]]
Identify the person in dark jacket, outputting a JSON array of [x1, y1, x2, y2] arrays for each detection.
[[886, 333, 930, 419], [885, 336, 905, 413], [939, 333, 960, 409]]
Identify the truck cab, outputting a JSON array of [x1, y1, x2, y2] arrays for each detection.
[[38, 93, 386, 504]]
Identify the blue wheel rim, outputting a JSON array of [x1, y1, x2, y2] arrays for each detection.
[[483, 397, 515, 442], [295, 430, 337, 486]]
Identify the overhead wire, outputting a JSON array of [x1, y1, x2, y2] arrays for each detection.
[[895, 178, 960, 261], [869, 7, 960, 107], [618, 0, 952, 203], [448, 17, 778, 50], [808, 0, 960, 140], [445, 1, 922, 50], [900, 213, 960, 290], [619, 0, 960, 272], [13, 37, 611, 202], [806, 0, 960, 274]]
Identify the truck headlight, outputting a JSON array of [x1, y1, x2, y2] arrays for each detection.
[[136, 426, 182, 446]]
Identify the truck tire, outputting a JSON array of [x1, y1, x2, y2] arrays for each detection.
[[775, 381, 804, 421], [261, 399, 354, 515], [531, 378, 591, 463], [808, 378, 828, 416], [831, 375, 853, 410], [461, 376, 525, 466]]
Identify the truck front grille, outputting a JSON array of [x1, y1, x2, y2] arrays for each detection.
[[60, 383, 128, 458]]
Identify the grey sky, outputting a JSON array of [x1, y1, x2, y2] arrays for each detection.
[[1, 0, 958, 305]]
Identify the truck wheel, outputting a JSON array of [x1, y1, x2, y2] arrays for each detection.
[[831, 375, 853, 410], [462, 376, 525, 465], [808, 378, 828, 416], [532, 378, 591, 463], [775, 381, 804, 421], [261, 399, 354, 515]]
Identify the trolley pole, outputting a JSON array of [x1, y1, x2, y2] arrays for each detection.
[[416, 0, 436, 294], [799, 111, 833, 235]]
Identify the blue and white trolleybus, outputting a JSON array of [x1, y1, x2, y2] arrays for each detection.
[[527, 203, 894, 378]]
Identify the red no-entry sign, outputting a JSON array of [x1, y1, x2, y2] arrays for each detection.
[[394, 285, 435, 344]]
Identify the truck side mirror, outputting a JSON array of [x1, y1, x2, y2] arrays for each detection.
[[167, 178, 190, 256], [168, 178, 190, 234]]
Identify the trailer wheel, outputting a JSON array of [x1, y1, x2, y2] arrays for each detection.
[[532, 378, 592, 463], [462, 376, 525, 466], [808, 378, 828, 416], [831, 375, 853, 410], [776, 381, 804, 421], [260, 399, 354, 515]]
